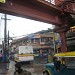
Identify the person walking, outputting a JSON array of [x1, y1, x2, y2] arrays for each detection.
[[0, 53, 2, 62], [14, 63, 31, 75], [53, 57, 61, 71]]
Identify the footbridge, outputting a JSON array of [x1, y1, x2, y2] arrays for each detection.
[[0, 0, 75, 52]]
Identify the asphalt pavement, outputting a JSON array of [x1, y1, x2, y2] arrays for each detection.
[[8, 60, 15, 75], [0, 62, 9, 75], [0, 60, 15, 75], [0, 60, 44, 75]]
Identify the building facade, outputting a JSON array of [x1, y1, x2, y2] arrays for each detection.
[[11, 30, 61, 55]]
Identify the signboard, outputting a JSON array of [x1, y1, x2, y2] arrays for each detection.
[[0, 0, 6, 3]]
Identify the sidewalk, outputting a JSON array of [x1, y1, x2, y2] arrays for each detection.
[[8, 60, 16, 75], [0, 60, 15, 75], [1, 60, 32, 75], [0, 62, 9, 75]]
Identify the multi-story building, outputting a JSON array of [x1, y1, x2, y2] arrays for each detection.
[[11, 29, 61, 55]]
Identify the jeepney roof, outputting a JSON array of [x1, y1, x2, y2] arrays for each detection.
[[54, 51, 75, 57]]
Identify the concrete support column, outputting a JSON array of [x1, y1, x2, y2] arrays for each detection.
[[40, 49, 42, 54], [60, 32, 67, 52]]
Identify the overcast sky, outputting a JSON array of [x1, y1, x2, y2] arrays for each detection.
[[0, 13, 53, 43]]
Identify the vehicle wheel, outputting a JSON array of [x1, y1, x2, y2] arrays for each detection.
[[43, 71, 49, 75]]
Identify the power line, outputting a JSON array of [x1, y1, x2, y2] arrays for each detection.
[[7, 27, 15, 36], [0, 34, 27, 40]]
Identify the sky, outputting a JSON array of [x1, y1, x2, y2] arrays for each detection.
[[0, 13, 54, 43]]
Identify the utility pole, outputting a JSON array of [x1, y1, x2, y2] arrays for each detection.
[[7, 31, 9, 55], [4, 14, 7, 54], [1, 14, 10, 62], [3, 14, 7, 62]]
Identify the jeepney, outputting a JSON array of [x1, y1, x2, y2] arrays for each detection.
[[43, 51, 75, 75]]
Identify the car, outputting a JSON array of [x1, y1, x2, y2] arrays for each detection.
[[43, 51, 75, 75]]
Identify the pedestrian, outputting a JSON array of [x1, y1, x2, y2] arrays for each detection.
[[56, 59, 61, 71], [14, 63, 31, 75], [53, 57, 61, 71], [0, 53, 2, 62]]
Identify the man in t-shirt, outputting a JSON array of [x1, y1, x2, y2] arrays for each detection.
[[14, 63, 31, 75]]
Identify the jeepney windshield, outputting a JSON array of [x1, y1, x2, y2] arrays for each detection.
[[64, 57, 75, 69], [54, 57, 75, 69], [54, 51, 75, 69]]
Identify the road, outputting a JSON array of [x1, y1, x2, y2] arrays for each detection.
[[21, 62, 45, 75], [8, 60, 45, 75]]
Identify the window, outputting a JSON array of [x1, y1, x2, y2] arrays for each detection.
[[41, 37, 44, 42]]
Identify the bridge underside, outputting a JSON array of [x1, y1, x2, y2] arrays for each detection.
[[0, 0, 75, 52], [0, 0, 63, 25]]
